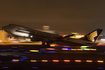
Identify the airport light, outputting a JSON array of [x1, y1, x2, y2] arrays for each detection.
[[50, 44, 56, 47], [64, 60, 70, 62], [77, 49, 83, 51], [30, 60, 37, 62], [71, 49, 77, 51], [29, 50, 39, 52], [53, 60, 59, 62], [86, 60, 92, 62], [75, 60, 81, 62], [90, 49, 96, 51], [97, 60, 104, 63], [12, 59, 19, 62], [84, 49, 90, 51], [46, 48, 55, 50], [42, 60, 48, 62]]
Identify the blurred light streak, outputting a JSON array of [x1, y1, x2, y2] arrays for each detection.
[[12, 59, 19, 62], [1, 54, 7, 56], [75, 60, 81, 62], [71, 49, 77, 51], [46, 48, 55, 50], [53, 60, 59, 62], [90, 49, 96, 51], [42, 60, 48, 62], [1, 50, 6, 51], [62, 48, 71, 50], [64, 60, 70, 62], [3, 67, 8, 69], [31, 60, 36, 62], [84, 49, 90, 50], [30, 50, 39, 52], [86, 60, 92, 62], [7, 49, 12, 50], [13, 55, 19, 57], [77, 49, 83, 51], [24, 51, 30, 53], [50, 44, 56, 47], [98, 67, 103, 69], [18, 49, 24, 50], [97, 60, 104, 63], [32, 67, 38, 69]]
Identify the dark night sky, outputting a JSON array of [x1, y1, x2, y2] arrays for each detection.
[[0, 0, 105, 34]]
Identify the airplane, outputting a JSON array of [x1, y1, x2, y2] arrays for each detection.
[[2, 24, 103, 47]]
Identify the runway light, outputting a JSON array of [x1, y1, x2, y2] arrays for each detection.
[[77, 49, 83, 51], [75, 60, 81, 62], [98, 67, 103, 69], [81, 46, 89, 47], [84, 49, 90, 50], [7, 49, 12, 50], [71, 49, 77, 51], [32, 67, 38, 69], [90, 49, 96, 51], [50, 44, 56, 47], [3, 67, 8, 69], [1, 54, 7, 56], [18, 49, 24, 50], [97, 60, 104, 63], [13, 55, 19, 57], [42, 60, 48, 62], [12, 59, 19, 62], [46, 48, 55, 50], [64, 60, 70, 62], [24, 51, 30, 53], [13, 50, 18, 51], [53, 60, 59, 62], [62, 48, 71, 50], [1, 50, 6, 51], [30, 60, 36, 62], [30, 50, 39, 52], [86, 60, 92, 62]]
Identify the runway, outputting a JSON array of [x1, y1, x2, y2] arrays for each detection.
[[0, 44, 105, 70]]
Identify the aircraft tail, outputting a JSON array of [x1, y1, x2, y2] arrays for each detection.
[[81, 29, 103, 42]]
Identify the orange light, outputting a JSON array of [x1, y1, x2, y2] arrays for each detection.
[[30, 50, 39, 52], [30, 60, 36, 62], [97, 60, 104, 63], [90, 49, 96, 51], [71, 49, 77, 51], [46, 48, 55, 50], [42, 60, 48, 62], [53, 60, 59, 62], [64, 60, 70, 62], [86, 60, 92, 62], [75, 60, 81, 62]]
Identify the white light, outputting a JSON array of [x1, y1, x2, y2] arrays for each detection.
[[13, 32, 29, 37], [0, 40, 2, 42], [101, 39, 105, 41], [30, 35, 33, 38]]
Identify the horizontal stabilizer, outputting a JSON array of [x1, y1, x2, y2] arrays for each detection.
[[62, 34, 75, 38]]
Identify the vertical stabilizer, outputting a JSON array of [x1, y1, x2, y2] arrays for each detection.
[[81, 29, 103, 42]]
